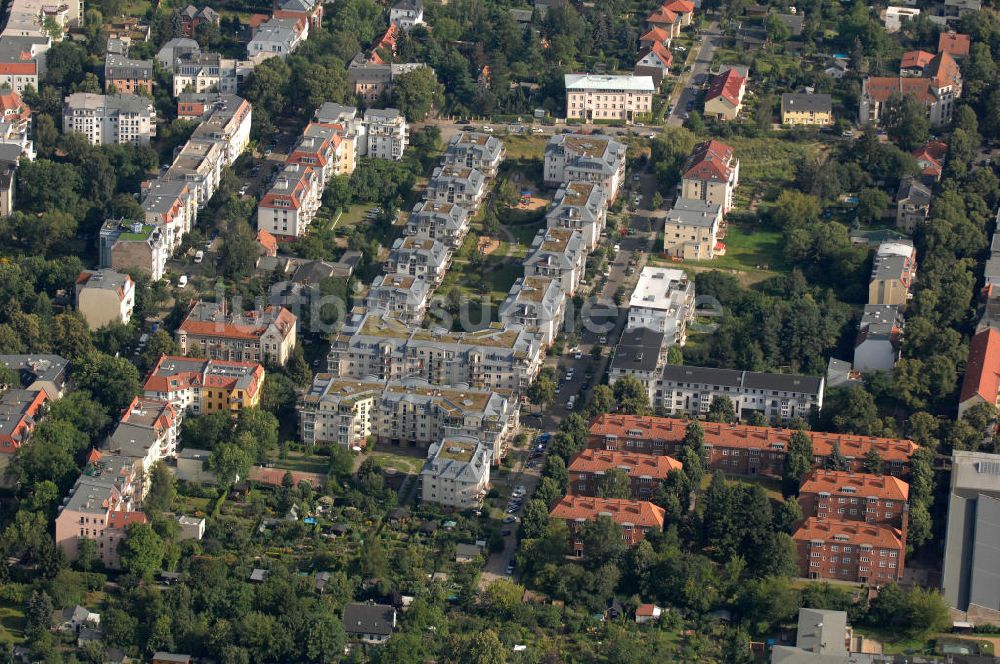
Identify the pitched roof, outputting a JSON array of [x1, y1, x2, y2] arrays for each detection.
[[705, 68, 745, 107], [640, 26, 671, 44], [792, 516, 904, 550], [900, 50, 934, 70], [925, 51, 961, 88], [682, 139, 736, 181], [256, 229, 278, 254], [960, 328, 1000, 405], [663, 0, 694, 12], [938, 31, 971, 57], [864, 76, 938, 105], [799, 470, 910, 501], [589, 415, 919, 464], [647, 6, 679, 25], [342, 602, 395, 636], [549, 495, 666, 529], [638, 41, 673, 69], [568, 448, 682, 479]]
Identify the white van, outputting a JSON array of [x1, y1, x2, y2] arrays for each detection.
[[178, 275, 188, 288], [194, 250, 204, 263], [566, 396, 576, 409]]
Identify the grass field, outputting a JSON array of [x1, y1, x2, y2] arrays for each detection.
[[0, 601, 25, 645], [724, 136, 821, 205], [270, 452, 329, 475], [682, 223, 786, 273], [503, 135, 547, 160], [370, 450, 424, 474]]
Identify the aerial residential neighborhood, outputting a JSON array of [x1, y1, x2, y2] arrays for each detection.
[[2, 0, 1000, 661]]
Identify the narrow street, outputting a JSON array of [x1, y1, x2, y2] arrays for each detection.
[[666, 21, 721, 127]]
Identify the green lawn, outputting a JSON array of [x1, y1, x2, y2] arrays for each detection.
[[484, 259, 522, 297], [270, 452, 329, 475], [503, 135, 547, 160], [724, 136, 821, 203], [505, 219, 545, 245], [335, 203, 375, 230], [0, 601, 25, 645], [370, 450, 424, 474], [683, 223, 787, 273]]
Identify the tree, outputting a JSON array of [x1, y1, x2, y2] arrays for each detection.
[[882, 93, 930, 151], [210, 442, 251, 487], [220, 219, 258, 281], [452, 629, 506, 664], [76, 537, 98, 572], [481, 579, 525, 617], [586, 384, 615, 417], [542, 454, 569, 492], [526, 370, 557, 408], [681, 421, 705, 489], [520, 499, 549, 538], [773, 499, 803, 534], [768, 190, 821, 230], [580, 515, 626, 570], [907, 500, 932, 551], [391, 67, 444, 121], [613, 375, 650, 415], [74, 352, 141, 416], [856, 188, 889, 225], [863, 448, 884, 474], [765, 13, 791, 42], [593, 467, 632, 499], [118, 522, 164, 579], [24, 590, 53, 636], [707, 395, 737, 423], [144, 461, 176, 513], [782, 429, 813, 497], [823, 442, 850, 471]]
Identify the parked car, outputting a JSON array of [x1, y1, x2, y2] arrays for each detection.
[[194, 250, 204, 263], [178, 275, 188, 288]]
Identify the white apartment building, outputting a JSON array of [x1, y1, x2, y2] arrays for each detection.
[[104, 397, 180, 497], [424, 164, 488, 210], [564, 73, 655, 122], [257, 163, 321, 239], [442, 131, 505, 177], [383, 236, 451, 286], [364, 108, 408, 160], [246, 17, 304, 62], [420, 436, 491, 508], [499, 276, 566, 348], [523, 227, 586, 296], [171, 52, 254, 97], [405, 200, 471, 248], [627, 267, 695, 345], [390, 0, 424, 30], [62, 93, 156, 145], [327, 312, 543, 392], [366, 274, 431, 323], [546, 181, 608, 251], [544, 133, 627, 201]]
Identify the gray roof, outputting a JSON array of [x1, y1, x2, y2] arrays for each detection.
[[422, 436, 491, 484], [368, 273, 431, 310], [78, 268, 130, 293], [896, 177, 931, 206], [547, 181, 607, 225], [444, 132, 504, 168], [177, 447, 211, 461], [796, 608, 848, 654], [364, 107, 402, 121], [386, 236, 450, 271], [858, 304, 903, 339], [0, 354, 68, 391], [342, 602, 396, 636], [774, 12, 805, 35], [291, 259, 351, 284], [456, 542, 482, 557], [612, 328, 665, 373], [105, 52, 153, 80], [546, 133, 627, 176], [426, 164, 486, 197], [60, 452, 138, 515], [315, 102, 357, 124], [406, 200, 470, 235], [64, 92, 155, 115], [781, 92, 831, 114], [664, 199, 722, 228], [500, 276, 565, 321], [0, 143, 23, 164], [659, 364, 823, 395]]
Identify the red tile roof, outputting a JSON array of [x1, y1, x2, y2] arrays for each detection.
[[256, 229, 278, 255], [0, 90, 28, 120], [639, 41, 673, 69], [938, 32, 971, 57], [925, 51, 961, 88], [799, 470, 910, 501], [960, 328, 1000, 405], [682, 139, 735, 182], [178, 303, 296, 342], [636, 603, 660, 616], [0, 62, 36, 75], [647, 6, 679, 25], [864, 76, 938, 105], [143, 356, 264, 398], [663, 0, 694, 13], [900, 50, 934, 70], [589, 414, 919, 464], [568, 448, 682, 480], [549, 495, 666, 529], [912, 140, 947, 178], [706, 68, 745, 107], [793, 516, 903, 550], [640, 26, 671, 44]]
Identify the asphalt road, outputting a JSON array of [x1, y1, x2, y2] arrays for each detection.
[[667, 21, 722, 127]]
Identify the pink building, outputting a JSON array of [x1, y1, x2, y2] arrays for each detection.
[[54, 449, 147, 569]]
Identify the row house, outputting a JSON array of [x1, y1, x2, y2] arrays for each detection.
[[366, 274, 431, 324], [171, 51, 254, 97], [175, 300, 297, 366], [62, 92, 156, 145], [247, 16, 305, 62], [163, 138, 225, 208], [425, 164, 487, 210], [54, 450, 146, 569], [544, 133, 627, 201], [98, 220, 169, 281], [298, 374, 519, 462], [104, 38, 153, 94], [681, 139, 740, 214], [104, 397, 180, 497], [499, 276, 566, 348], [609, 327, 668, 389], [523, 227, 586, 296], [420, 436, 491, 508], [143, 355, 264, 416], [798, 469, 910, 535], [546, 181, 608, 252], [287, 123, 347, 190], [653, 364, 823, 422], [326, 312, 543, 391], [549, 495, 666, 556], [314, 102, 365, 161], [140, 179, 197, 252], [793, 517, 905, 584], [860, 51, 962, 127], [185, 94, 253, 167], [405, 201, 471, 248], [640, 26, 672, 50], [257, 163, 321, 239], [869, 240, 916, 307], [567, 448, 682, 499], [442, 132, 505, 177], [384, 236, 451, 287], [635, 41, 673, 86], [0, 388, 48, 454], [587, 415, 919, 478], [74, 268, 135, 330]]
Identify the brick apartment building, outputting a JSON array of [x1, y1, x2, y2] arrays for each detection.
[[587, 415, 918, 478], [793, 517, 905, 585], [548, 495, 666, 556], [567, 449, 682, 499], [798, 470, 910, 536]]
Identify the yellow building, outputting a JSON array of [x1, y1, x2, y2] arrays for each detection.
[[142, 355, 264, 415], [780, 93, 833, 126]]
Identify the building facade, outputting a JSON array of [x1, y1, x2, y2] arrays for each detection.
[[793, 517, 905, 584], [420, 435, 491, 508], [142, 355, 265, 415], [63, 93, 156, 145], [175, 301, 297, 366], [564, 74, 655, 122], [75, 269, 136, 329]]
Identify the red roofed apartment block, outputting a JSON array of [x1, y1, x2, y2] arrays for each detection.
[[549, 495, 666, 556], [176, 300, 298, 366], [567, 448, 682, 499], [959, 328, 1000, 417], [798, 469, 910, 537], [861, 51, 962, 128], [703, 68, 746, 121], [681, 139, 740, 213], [793, 516, 905, 584]]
